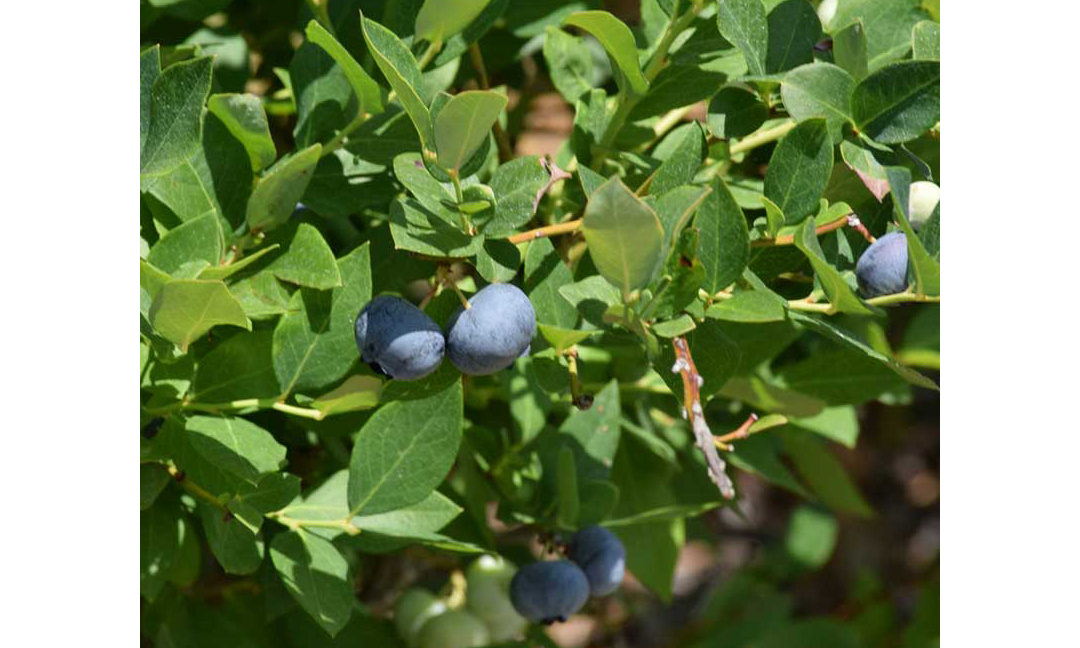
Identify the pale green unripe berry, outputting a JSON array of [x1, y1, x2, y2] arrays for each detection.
[[908, 181, 940, 227], [416, 609, 491, 648], [465, 555, 527, 641], [395, 588, 447, 648], [817, 0, 838, 29]]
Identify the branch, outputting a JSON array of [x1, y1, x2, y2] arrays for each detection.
[[671, 337, 735, 499], [143, 397, 325, 420], [506, 218, 581, 244]]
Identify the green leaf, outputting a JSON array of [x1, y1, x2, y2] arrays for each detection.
[[788, 310, 938, 390], [270, 530, 353, 637], [147, 214, 224, 274], [765, 0, 821, 74], [650, 122, 706, 197], [206, 93, 277, 171], [266, 223, 343, 289], [149, 280, 251, 352], [290, 41, 354, 148], [230, 271, 292, 320], [524, 238, 578, 328], [610, 436, 682, 602], [852, 60, 939, 144], [563, 11, 648, 96], [556, 445, 581, 528], [831, 20, 869, 81], [792, 406, 859, 448], [651, 314, 696, 338], [141, 464, 171, 510], [911, 20, 939, 60], [792, 217, 874, 315], [486, 156, 553, 236], [197, 244, 280, 282], [141, 56, 213, 177], [393, 152, 455, 213], [416, 0, 493, 41], [508, 359, 554, 445], [352, 490, 464, 539], [143, 108, 253, 229], [305, 19, 383, 117], [761, 195, 786, 237], [707, 87, 768, 139], [839, 138, 890, 200], [434, 90, 507, 173], [141, 45, 162, 153], [200, 503, 265, 575], [536, 324, 594, 354], [474, 239, 521, 283], [389, 198, 484, 258], [543, 26, 595, 103], [764, 118, 834, 224], [347, 380, 463, 516], [728, 433, 810, 497], [247, 144, 322, 232], [783, 431, 874, 517], [784, 505, 839, 569], [697, 177, 751, 294], [830, 0, 927, 71], [582, 177, 665, 297], [706, 291, 786, 322], [310, 376, 383, 417], [780, 62, 855, 143], [654, 184, 711, 253], [716, 0, 769, 77], [885, 165, 940, 295], [779, 347, 906, 405], [141, 504, 182, 601], [554, 380, 622, 483], [559, 275, 621, 327], [272, 244, 371, 394], [184, 415, 287, 485], [361, 12, 434, 148], [234, 472, 302, 516], [578, 480, 620, 526]]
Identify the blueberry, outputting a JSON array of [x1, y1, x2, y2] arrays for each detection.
[[465, 555, 527, 641], [355, 295, 445, 380], [567, 525, 626, 597], [416, 609, 491, 648], [508, 560, 590, 624], [855, 232, 909, 298], [394, 588, 447, 647], [444, 283, 536, 376]]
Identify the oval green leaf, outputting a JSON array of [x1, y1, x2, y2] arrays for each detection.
[[581, 176, 665, 298], [434, 90, 507, 173], [563, 11, 648, 96]]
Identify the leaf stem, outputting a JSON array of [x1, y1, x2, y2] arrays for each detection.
[[713, 413, 760, 450], [166, 465, 228, 512], [416, 37, 442, 71], [506, 218, 583, 244], [265, 511, 361, 535], [728, 119, 797, 156], [143, 397, 325, 420], [590, 1, 703, 171]]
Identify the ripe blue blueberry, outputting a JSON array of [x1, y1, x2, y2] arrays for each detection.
[[355, 295, 445, 380], [567, 525, 626, 597], [856, 232, 909, 298], [444, 283, 536, 376], [508, 560, 590, 625]]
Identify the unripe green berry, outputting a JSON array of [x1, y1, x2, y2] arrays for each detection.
[[395, 588, 447, 647], [416, 609, 491, 648], [465, 555, 527, 641], [908, 181, 940, 227]]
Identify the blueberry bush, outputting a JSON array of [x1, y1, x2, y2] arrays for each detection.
[[140, 0, 940, 645]]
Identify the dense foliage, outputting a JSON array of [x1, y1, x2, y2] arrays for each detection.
[[140, 0, 941, 646]]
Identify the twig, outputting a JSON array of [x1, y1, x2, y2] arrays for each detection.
[[166, 465, 228, 513], [751, 213, 851, 248], [468, 43, 514, 162], [713, 413, 759, 450], [566, 347, 593, 410], [506, 218, 582, 244], [535, 157, 572, 212], [846, 214, 876, 244], [671, 337, 735, 499]]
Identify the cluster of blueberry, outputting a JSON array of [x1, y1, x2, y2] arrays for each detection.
[[855, 181, 939, 298], [354, 283, 537, 380], [394, 556, 527, 648], [509, 526, 626, 626]]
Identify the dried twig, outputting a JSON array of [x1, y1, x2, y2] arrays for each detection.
[[671, 337, 735, 499]]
